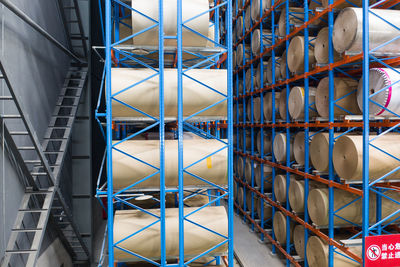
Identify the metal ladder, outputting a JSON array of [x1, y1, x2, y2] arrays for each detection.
[[0, 62, 90, 267], [57, 0, 88, 59]]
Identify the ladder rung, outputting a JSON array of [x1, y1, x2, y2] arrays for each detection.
[[31, 172, 47, 176], [24, 160, 41, 164], [2, 115, 21, 119], [12, 228, 42, 232], [9, 131, 28, 135], [18, 146, 35, 150], [6, 249, 37, 254], [0, 96, 13, 100], [19, 208, 47, 212]]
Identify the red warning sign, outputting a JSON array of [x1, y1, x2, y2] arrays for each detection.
[[365, 234, 400, 267]]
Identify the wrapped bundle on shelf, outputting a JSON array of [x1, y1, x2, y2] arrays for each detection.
[[278, 7, 305, 37], [333, 134, 400, 181], [333, 8, 400, 54], [112, 68, 227, 118], [255, 163, 273, 189], [114, 206, 228, 260], [280, 50, 288, 79], [315, 27, 342, 64], [307, 188, 400, 226], [287, 36, 316, 73], [315, 77, 360, 118], [273, 132, 294, 163], [273, 211, 295, 245], [288, 86, 318, 120], [252, 29, 272, 55], [278, 88, 289, 120], [274, 174, 297, 203], [257, 130, 272, 155], [113, 139, 227, 189], [289, 179, 325, 213], [236, 16, 244, 38], [236, 43, 250, 66], [267, 57, 281, 84], [257, 198, 273, 221], [357, 68, 400, 116], [131, 0, 210, 47], [293, 225, 305, 259], [263, 91, 281, 121], [306, 236, 361, 267], [255, 61, 268, 89], [245, 6, 252, 31], [293, 131, 315, 166]]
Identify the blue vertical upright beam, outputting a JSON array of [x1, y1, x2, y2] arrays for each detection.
[[259, 0, 265, 242], [177, 0, 185, 265], [362, 0, 370, 265], [105, 0, 113, 266], [159, 0, 166, 265]]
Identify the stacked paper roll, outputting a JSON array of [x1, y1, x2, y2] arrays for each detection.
[[263, 92, 281, 121], [111, 68, 227, 118], [357, 68, 400, 116], [267, 57, 281, 84], [273, 132, 294, 163], [234, 180, 238, 200], [256, 62, 268, 89], [315, 77, 360, 118], [236, 16, 244, 38], [238, 186, 245, 207], [245, 69, 252, 93], [315, 27, 342, 64], [280, 50, 288, 78], [333, 8, 400, 54], [246, 99, 252, 121], [245, 6, 252, 31], [257, 198, 273, 221], [293, 225, 305, 259], [233, 50, 237, 68], [238, 82, 244, 97], [252, 30, 272, 55], [113, 139, 227, 189], [257, 131, 272, 155], [245, 130, 252, 149], [278, 8, 305, 37], [333, 134, 400, 181], [251, 0, 269, 22], [114, 206, 228, 260], [254, 97, 262, 122], [236, 43, 250, 66], [307, 236, 362, 267], [289, 179, 324, 213], [287, 36, 316, 73], [273, 211, 295, 244], [274, 174, 296, 203], [293, 131, 315, 166], [255, 163, 273, 189], [245, 160, 254, 185], [310, 132, 339, 172], [246, 189, 254, 210], [288, 86, 318, 120], [131, 0, 210, 47], [278, 88, 288, 120], [238, 156, 245, 178]]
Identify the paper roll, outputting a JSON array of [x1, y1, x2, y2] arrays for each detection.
[[274, 174, 296, 203], [315, 27, 342, 64], [288, 86, 318, 120], [233, 50, 236, 68], [257, 130, 272, 155], [238, 156, 245, 178], [256, 62, 268, 89], [113, 139, 227, 189], [236, 43, 250, 66], [254, 97, 261, 122], [246, 189, 254, 210], [245, 130, 252, 149], [114, 206, 228, 260], [310, 132, 339, 172], [267, 57, 281, 84], [236, 16, 244, 38], [278, 88, 288, 120], [251, 0, 269, 22], [289, 179, 324, 213], [333, 7, 400, 54], [333, 134, 400, 181], [357, 68, 400, 116], [273, 211, 295, 244], [255, 164, 273, 190], [273, 132, 294, 163], [238, 186, 244, 207], [315, 77, 360, 118], [293, 131, 315, 166], [245, 160, 253, 185], [245, 68, 252, 93], [131, 0, 210, 47], [252, 29, 272, 55], [293, 225, 305, 259], [111, 68, 227, 118], [306, 236, 361, 267], [245, 6, 252, 31], [287, 36, 316, 73], [257, 198, 273, 221], [278, 8, 304, 37], [263, 92, 281, 121], [280, 50, 288, 78]]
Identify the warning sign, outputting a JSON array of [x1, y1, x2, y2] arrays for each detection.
[[365, 234, 400, 267]]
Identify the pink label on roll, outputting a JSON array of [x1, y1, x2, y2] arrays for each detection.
[[376, 68, 392, 116]]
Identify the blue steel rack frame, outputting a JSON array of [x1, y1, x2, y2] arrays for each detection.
[[233, 0, 400, 266], [94, 0, 234, 266]]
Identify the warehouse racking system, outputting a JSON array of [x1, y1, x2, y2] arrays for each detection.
[[234, 0, 400, 266], [95, 0, 234, 266]]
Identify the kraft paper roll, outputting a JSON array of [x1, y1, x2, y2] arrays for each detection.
[[245, 130, 252, 149], [293, 225, 305, 259], [234, 180, 238, 200], [263, 92, 281, 121], [293, 131, 315, 166], [278, 88, 288, 120], [255, 163, 273, 189], [306, 236, 361, 267], [252, 29, 272, 55], [278, 8, 305, 37], [254, 97, 261, 122], [245, 160, 253, 185], [236, 43, 250, 65], [238, 82, 244, 96], [114, 206, 228, 260], [273, 211, 295, 244], [310, 132, 339, 172], [289, 179, 324, 213], [333, 8, 400, 54], [256, 62, 268, 89], [245, 6, 252, 31], [273, 133, 294, 163], [287, 36, 316, 73], [333, 134, 400, 181], [280, 50, 288, 79], [257, 131, 272, 155], [257, 198, 273, 221], [315, 27, 342, 64], [233, 50, 236, 68], [131, 0, 209, 47], [238, 186, 244, 207], [274, 174, 296, 203], [251, 0, 269, 22], [315, 77, 360, 118], [113, 139, 227, 189], [246, 99, 252, 121], [236, 16, 244, 38], [246, 189, 253, 210], [238, 156, 245, 178], [267, 57, 281, 84], [357, 68, 400, 116], [288, 86, 318, 120], [322, 0, 374, 8], [111, 68, 227, 118], [245, 68, 252, 92]]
